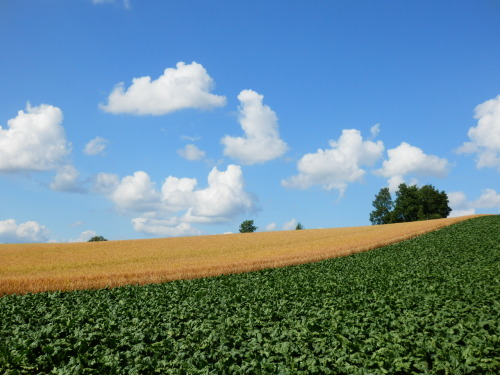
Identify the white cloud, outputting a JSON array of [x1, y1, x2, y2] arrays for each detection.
[[265, 222, 277, 231], [457, 94, 500, 171], [448, 191, 468, 209], [282, 129, 384, 194], [70, 230, 97, 243], [375, 142, 449, 190], [100, 62, 226, 115], [177, 144, 205, 161], [181, 135, 201, 142], [50, 165, 85, 193], [98, 165, 255, 236], [186, 165, 255, 222], [92, 172, 120, 194], [110, 171, 162, 214], [161, 176, 197, 212], [473, 188, 500, 209], [132, 217, 201, 237], [385, 175, 418, 193], [0, 103, 71, 172], [282, 218, 298, 231], [448, 189, 500, 217], [221, 89, 288, 164], [449, 209, 476, 218], [0, 219, 49, 243], [448, 191, 476, 218], [265, 219, 300, 231], [370, 123, 381, 138], [84, 137, 109, 156]]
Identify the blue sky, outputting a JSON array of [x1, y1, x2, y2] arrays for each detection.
[[1, 0, 499, 243]]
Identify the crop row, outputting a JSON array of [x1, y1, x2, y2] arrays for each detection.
[[0, 216, 476, 295], [1, 216, 499, 374]]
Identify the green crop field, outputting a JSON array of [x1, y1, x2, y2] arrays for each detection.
[[1, 216, 499, 374]]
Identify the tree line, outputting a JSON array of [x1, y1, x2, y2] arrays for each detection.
[[370, 183, 451, 225]]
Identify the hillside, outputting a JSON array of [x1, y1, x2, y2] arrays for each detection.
[[0, 215, 482, 295], [0, 215, 498, 373]]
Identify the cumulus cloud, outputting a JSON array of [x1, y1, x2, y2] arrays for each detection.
[[447, 191, 475, 217], [375, 142, 449, 191], [456, 94, 500, 171], [132, 217, 201, 237], [84, 137, 109, 156], [186, 165, 255, 222], [97, 165, 255, 236], [282, 218, 298, 231], [265, 222, 277, 231], [221, 90, 288, 164], [0, 219, 49, 243], [370, 123, 381, 138], [160, 176, 198, 212], [177, 144, 205, 161], [282, 129, 384, 194], [265, 219, 299, 231], [100, 62, 226, 115], [473, 188, 500, 209], [110, 171, 162, 214], [70, 230, 98, 243], [0, 103, 71, 172], [448, 189, 500, 217], [50, 165, 85, 193], [92, 172, 120, 194]]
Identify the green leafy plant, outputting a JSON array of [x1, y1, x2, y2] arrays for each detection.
[[1, 216, 498, 374]]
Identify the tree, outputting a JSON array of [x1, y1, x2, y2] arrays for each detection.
[[393, 184, 421, 223], [417, 184, 452, 220], [295, 222, 304, 230], [369, 187, 393, 225], [88, 236, 108, 242], [370, 184, 451, 225], [239, 220, 257, 233]]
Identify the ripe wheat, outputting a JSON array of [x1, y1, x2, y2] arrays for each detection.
[[0, 215, 483, 295]]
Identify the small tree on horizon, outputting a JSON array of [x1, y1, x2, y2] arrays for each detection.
[[88, 235, 108, 242], [239, 220, 257, 233], [295, 222, 304, 230]]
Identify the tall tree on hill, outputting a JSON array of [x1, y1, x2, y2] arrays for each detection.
[[370, 183, 451, 225], [369, 187, 394, 225]]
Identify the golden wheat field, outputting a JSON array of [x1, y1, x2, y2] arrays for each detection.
[[0, 215, 483, 296]]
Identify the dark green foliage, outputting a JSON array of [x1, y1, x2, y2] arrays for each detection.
[[295, 222, 304, 230], [418, 184, 452, 220], [370, 184, 452, 224], [88, 236, 108, 242], [393, 183, 421, 223], [1, 216, 499, 374], [369, 187, 394, 225], [239, 219, 257, 233]]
